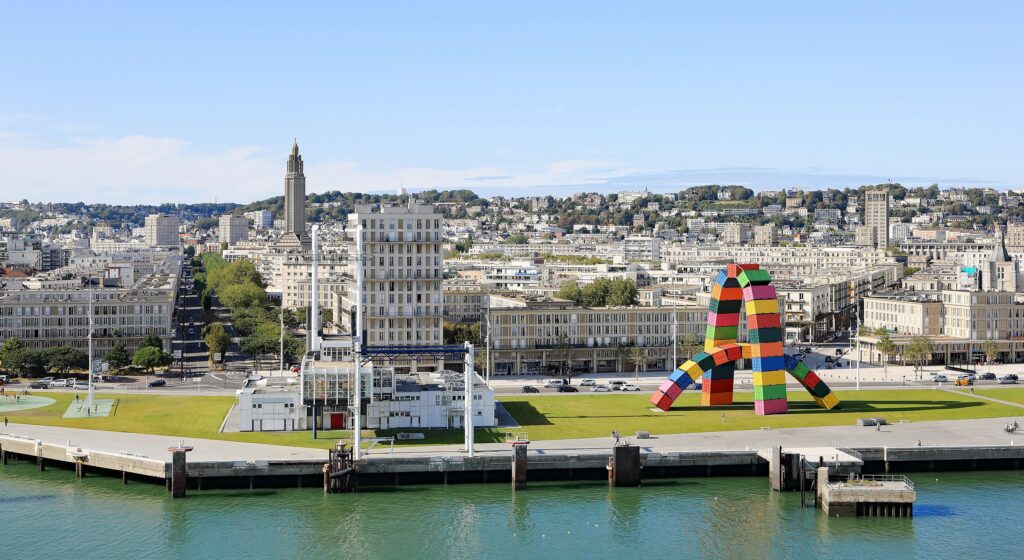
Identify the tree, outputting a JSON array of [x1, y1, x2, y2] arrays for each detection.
[[505, 232, 528, 244], [204, 322, 230, 364], [676, 331, 703, 363], [905, 336, 934, 379], [629, 345, 646, 380], [555, 281, 582, 304], [104, 342, 131, 370], [876, 332, 897, 380], [132, 346, 171, 373], [613, 344, 631, 374], [321, 308, 333, 324], [606, 278, 639, 306], [0, 336, 24, 366], [4, 347, 46, 377], [44, 346, 88, 374], [138, 333, 164, 351], [982, 339, 999, 364], [553, 332, 572, 378], [218, 282, 267, 310]]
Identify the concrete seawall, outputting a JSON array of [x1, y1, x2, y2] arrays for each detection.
[[3, 431, 1021, 491]]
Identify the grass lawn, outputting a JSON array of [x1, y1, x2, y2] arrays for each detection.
[[3, 388, 1020, 449], [975, 387, 1024, 406]]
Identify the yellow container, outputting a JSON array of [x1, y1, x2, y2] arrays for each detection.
[[814, 392, 840, 410], [682, 360, 703, 377], [745, 299, 779, 316], [740, 343, 754, 359], [753, 370, 787, 386]]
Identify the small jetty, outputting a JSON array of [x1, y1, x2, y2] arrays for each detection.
[[818, 473, 916, 517]]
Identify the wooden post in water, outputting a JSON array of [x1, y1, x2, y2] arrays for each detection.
[[608, 444, 642, 487], [512, 443, 528, 490], [168, 444, 193, 498]]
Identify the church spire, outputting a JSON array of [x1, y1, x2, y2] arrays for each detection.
[[287, 139, 303, 174]]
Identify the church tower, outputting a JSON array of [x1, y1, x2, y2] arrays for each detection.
[[276, 140, 310, 249]]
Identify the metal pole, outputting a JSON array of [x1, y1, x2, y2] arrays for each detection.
[[465, 342, 475, 457], [353, 225, 364, 460], [310, 224, 320, 353], [855, 310, 861, 391], [279, 305, 285, 375], [672, 306, 678, 371], [485, 310, 491, 387], [86, 286, 94, 410]]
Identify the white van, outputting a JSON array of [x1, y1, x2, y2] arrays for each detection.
[[543, 379, 565, 388]]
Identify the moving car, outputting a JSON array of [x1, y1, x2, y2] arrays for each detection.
[[521, 385, 539, 393], [979, 372, 997, 380], [591, 384, 611, 392], [954, 376, 973, 386], [557, 385, 579, 393], [149, 379, 167, 387], [999, 375, 1018, 384], [543, 379, 565, 388], [608, 380, 626, 390], [620, 384, 641, 392], [578, 378, 597, 386], [932, 374, 949, 383], [49, 379, 70, 388], [72, 382, 90, 391]]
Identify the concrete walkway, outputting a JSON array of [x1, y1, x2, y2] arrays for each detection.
[[6, 414, 1022, 464], [938, 387, 1024, 409], [0, 424, 326, 462]]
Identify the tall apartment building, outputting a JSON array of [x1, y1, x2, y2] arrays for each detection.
[[244, 209, 274, 229], [753, 224, 778, 246], [721, 223, 748, 245], [864, 188, 890, 249], [218, 214, 250, 245], [342, 203, 444, 371], [143, 213, 179, 247]]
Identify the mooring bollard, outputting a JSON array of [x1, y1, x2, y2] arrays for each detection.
[[512, 443, 528, 490], [167, 443, 193, 498]]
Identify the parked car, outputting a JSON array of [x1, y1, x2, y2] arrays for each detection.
[[543, 379, 565, 388], [966, 373, 977, 381], [620, 384, 641, 392], [979, 372, 997, 380], [608, 380, 626, 390], [1006, 374, 1019, 381], [290, 365, 301, 373], [521, 385, 539, 393], [932, 374, 949, 383], [62, 378, 77, 386], [49, 379, 69, 388], [38, 376, 55, 386], [591, 384, 611, 392], [557, 385, 579, 393], [578, 378, 597, 386], [999, 376, 1018, 384], [149, 379, 167, 387], [29, 381, 49, 389]]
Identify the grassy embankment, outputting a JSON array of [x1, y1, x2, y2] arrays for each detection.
[[3, 388, 1021, 449]]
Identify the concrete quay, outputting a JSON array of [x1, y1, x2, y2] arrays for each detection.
[[2, 416, 1024, 492]]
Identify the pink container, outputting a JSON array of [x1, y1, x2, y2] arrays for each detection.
[[743, 284, 777, 301], [754, 398, 788, 416], [659, 379, 683, 399]]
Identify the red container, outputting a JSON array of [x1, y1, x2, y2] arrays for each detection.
[[702, 392, 733, 406], [802, 370, 821, 389], [707, 311, 741, 327], [742, 284, 777, 301], [748, 313, 781, 329], [659, 379, 683, 399], [651, 391, 674, 411], [703, 378, 733, 393]]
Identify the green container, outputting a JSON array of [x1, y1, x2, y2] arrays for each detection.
[[753, 384, 788, 401], [705, 325, 738, 341], [738, 269, 772, 287], [792, 362, 810, 379]]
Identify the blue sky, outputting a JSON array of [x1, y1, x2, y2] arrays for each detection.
[[1, 1, 1021, 204]]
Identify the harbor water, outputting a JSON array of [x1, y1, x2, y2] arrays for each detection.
[[1, 464, 1021, 559]]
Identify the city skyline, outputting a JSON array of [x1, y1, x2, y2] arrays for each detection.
[[2, 2, 1023, 204]]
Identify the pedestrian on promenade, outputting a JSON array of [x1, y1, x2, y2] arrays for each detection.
[[875, 423, 881, 432], [3, 416, 7, 427], [721, 412, 726, 423], [612, 430, 620, 445], [917, 440, 922, 446], [75, 394, 79, 402], [970, 387, 975, 395]]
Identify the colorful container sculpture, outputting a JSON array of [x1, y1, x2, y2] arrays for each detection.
[[650, 264, 840, 415]]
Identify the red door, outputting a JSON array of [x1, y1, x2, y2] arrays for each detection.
[[329, 412, 345, 430]]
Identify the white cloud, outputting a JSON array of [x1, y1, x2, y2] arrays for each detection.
[[0, 130, 630, 204]]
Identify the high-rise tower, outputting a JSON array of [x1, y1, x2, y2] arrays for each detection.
[[276, 140, 310, 249], [864, 188, 889, 250]]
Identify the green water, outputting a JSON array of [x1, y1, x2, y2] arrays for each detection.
[[1, 465, 1021, 560]]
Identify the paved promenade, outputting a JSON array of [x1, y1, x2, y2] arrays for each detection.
[[3, 414, 1022, 464]]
